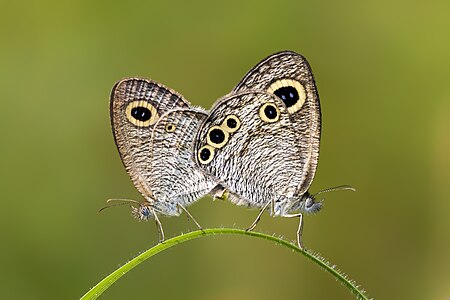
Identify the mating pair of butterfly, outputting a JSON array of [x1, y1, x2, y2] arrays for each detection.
[[108, 50, 354, 249]]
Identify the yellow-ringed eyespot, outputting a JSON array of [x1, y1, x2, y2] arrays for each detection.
[[267, 79, 306, 114], [165, 123, 176, 132], [220, 115, 241, 133], [125, 101, 159, 127], [198, 145, 215, 164], [259, 102, 280, 123], [206, 126, 229, 149]]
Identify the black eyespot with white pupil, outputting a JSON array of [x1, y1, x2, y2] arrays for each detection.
[[198, 145, 215, 164], [259, 102, 280, 123], [226, 118, 237, 128], [125, 101, 159, 127], [165, 123, 176, 132], [209, 128, 225, 144], [264, 105, 278, 119], [267, 79, 306, 114], [274, 86, 299, 108], [221, 115, 241, 133], [131, 106, 151, 121], [200, 148, 211, 161], [206, 126, 230, 148]]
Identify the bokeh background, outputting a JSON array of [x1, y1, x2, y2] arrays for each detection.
[[1, 0, 449, 299]]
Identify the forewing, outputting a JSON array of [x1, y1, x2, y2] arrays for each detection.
[[233, 51, 321, 195], [110, 78, 190, 200]]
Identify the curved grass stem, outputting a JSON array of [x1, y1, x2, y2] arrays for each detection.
[[81, 228, 370, 300]]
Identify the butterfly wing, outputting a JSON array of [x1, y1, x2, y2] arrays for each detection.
[[232, 51, 321, 196], [149, 108, 220, 214], [194, 91, 304, 211], [110, 78, 191, 202]]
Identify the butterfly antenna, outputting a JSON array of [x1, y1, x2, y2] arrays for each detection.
[[98, 198, 141, 213], [313, 185, 356, 196]]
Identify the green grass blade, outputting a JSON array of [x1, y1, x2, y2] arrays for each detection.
[[81, 228, 370, 300]]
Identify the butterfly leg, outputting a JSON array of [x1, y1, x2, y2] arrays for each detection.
[[177, 203, 203, 231], [284, 213, 304, 250], [151, 209, 165, 243], [246, 200, 272, 232]]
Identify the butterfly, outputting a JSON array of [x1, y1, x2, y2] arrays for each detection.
[[108, 78, 225, 241], [193, 51, 354, 248]]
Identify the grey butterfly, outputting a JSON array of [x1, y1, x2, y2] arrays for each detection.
[[108, 78, 224, 241], [194, 51, 354, 248]]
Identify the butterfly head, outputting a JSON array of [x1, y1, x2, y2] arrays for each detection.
[[280, 192, 322, 215], [131, 203, 154, 221], [99, 198, 156, 221], [287, 185, 356, 214]]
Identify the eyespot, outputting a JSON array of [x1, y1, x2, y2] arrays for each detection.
[[125, 101, 159, 127], [221, 115, 241, 133], [206, 126, 229, 148], [198, 145, 215, 164], [259, 103, 280, 123], [165, 123, 176, 132], [267, 79, 306, 114]]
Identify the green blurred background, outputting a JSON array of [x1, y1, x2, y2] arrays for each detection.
[[1, 0, 449, 299]]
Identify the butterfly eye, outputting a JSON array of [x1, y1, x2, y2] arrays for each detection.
[[267, 79, 306, 114], [221, 115, 241, 133], [259, 103, 280, 123], [198, 145, 215, 164], [165, 123, 176, 132], [125, 100, 160, 127], [206, 126, 230, 149]]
